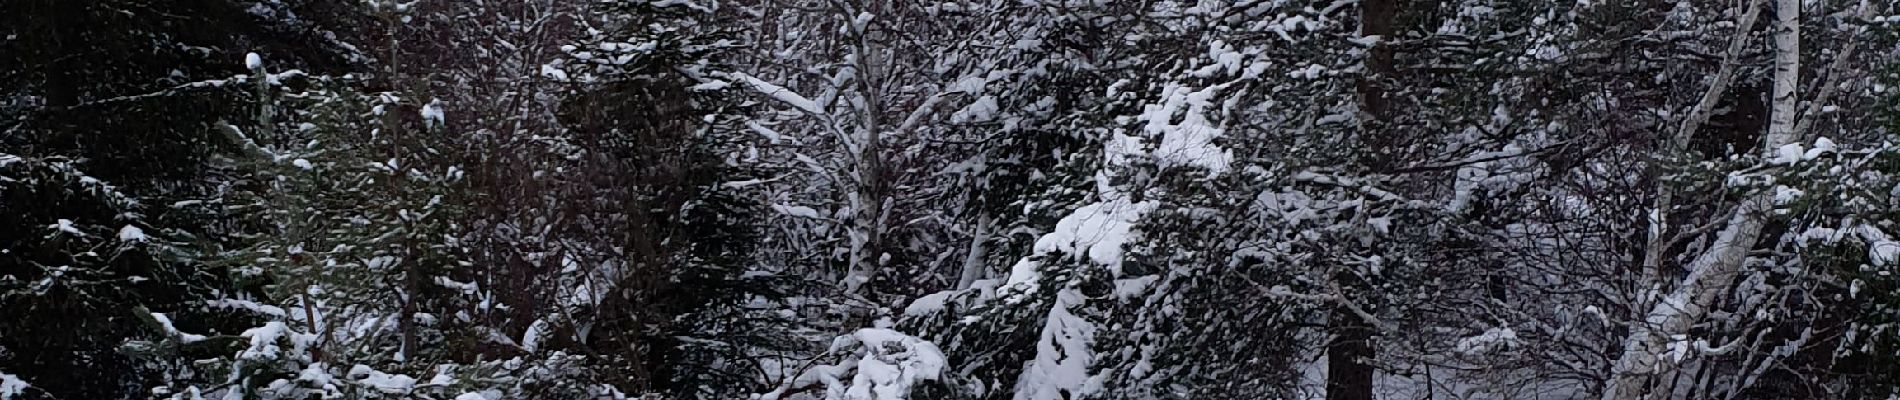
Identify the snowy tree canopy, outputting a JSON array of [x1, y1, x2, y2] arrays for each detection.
[[3, 0, 1899, 399]]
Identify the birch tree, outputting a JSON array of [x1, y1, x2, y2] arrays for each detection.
[[1602, 0, 1800, 397]]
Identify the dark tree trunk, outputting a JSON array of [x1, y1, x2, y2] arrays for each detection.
[[1329, 0, 1396, 399], [1327, 306, 1377, 400], [1357, 0, 1396, 120], [43, 1, 81, 109]]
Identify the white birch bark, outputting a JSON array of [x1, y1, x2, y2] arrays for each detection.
[[955, 213, 994, 290], [1601, 1, 1799, 399], [844, 5, 887, 296], [1766, 0, 1799, 148], [1641, 0, 1765, 299]]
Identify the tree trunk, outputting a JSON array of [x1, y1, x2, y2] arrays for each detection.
[[1765, 0, 1799, 147], [1328, 0, 1396, 399], [1601, 1, 1797, 398], [43, 0, 81, 109], [955, 213, 993, 290], [1643, 0, 1766, 289], [1357, 0, 1395, 121], [844, 3, 888, 296], [1327, 305, 1376, 400]]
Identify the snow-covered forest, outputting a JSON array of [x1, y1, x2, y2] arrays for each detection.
[[3, 0, 1899, 399]]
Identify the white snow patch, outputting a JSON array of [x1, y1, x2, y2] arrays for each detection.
[[729, 72, 824, 115], [1665, 335, 1693, 363], [721, 178, 772, 189], [758, 328, 945, 400], [1772, 185, 1804, 205], [1771, 143, 1804, 165], [206, 299, 288, 317], [747, 120, 786, 144], [0, 372, 27, 399], [521, 318, 550, 353], [1191, 40, 1245, 78], [840, 328, 944, 399], [1031, 199, 1153, 270], [117, 225, 147, 242], [240, 321, 291, 360], [1139, 83, 1233, 176], [150, 312, 208, 344], [950, 95, 998, 124], [295, 363, 334, 388], [1804, 137, 1836, 159], [904, 291, 953, 317], [1454, 327, 1518, 355], [1013, 288, 1095, 400], [349, 364, 418, 394], [1112, 275, 1159, 300], [1859, 226, 1900, 267], [539, 63, 569, 81], [1796, 227, 1840, 245], [49, 219, 83, 236], [1289, 63, 1327, 79], [1000, 259, 1044, 302], [772, 204, 824, 219], [428, 366, 454, 386], [420, 99, 446, 130]]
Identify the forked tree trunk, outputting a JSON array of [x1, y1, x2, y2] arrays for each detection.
[[1601, 1, 1798, 398]]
